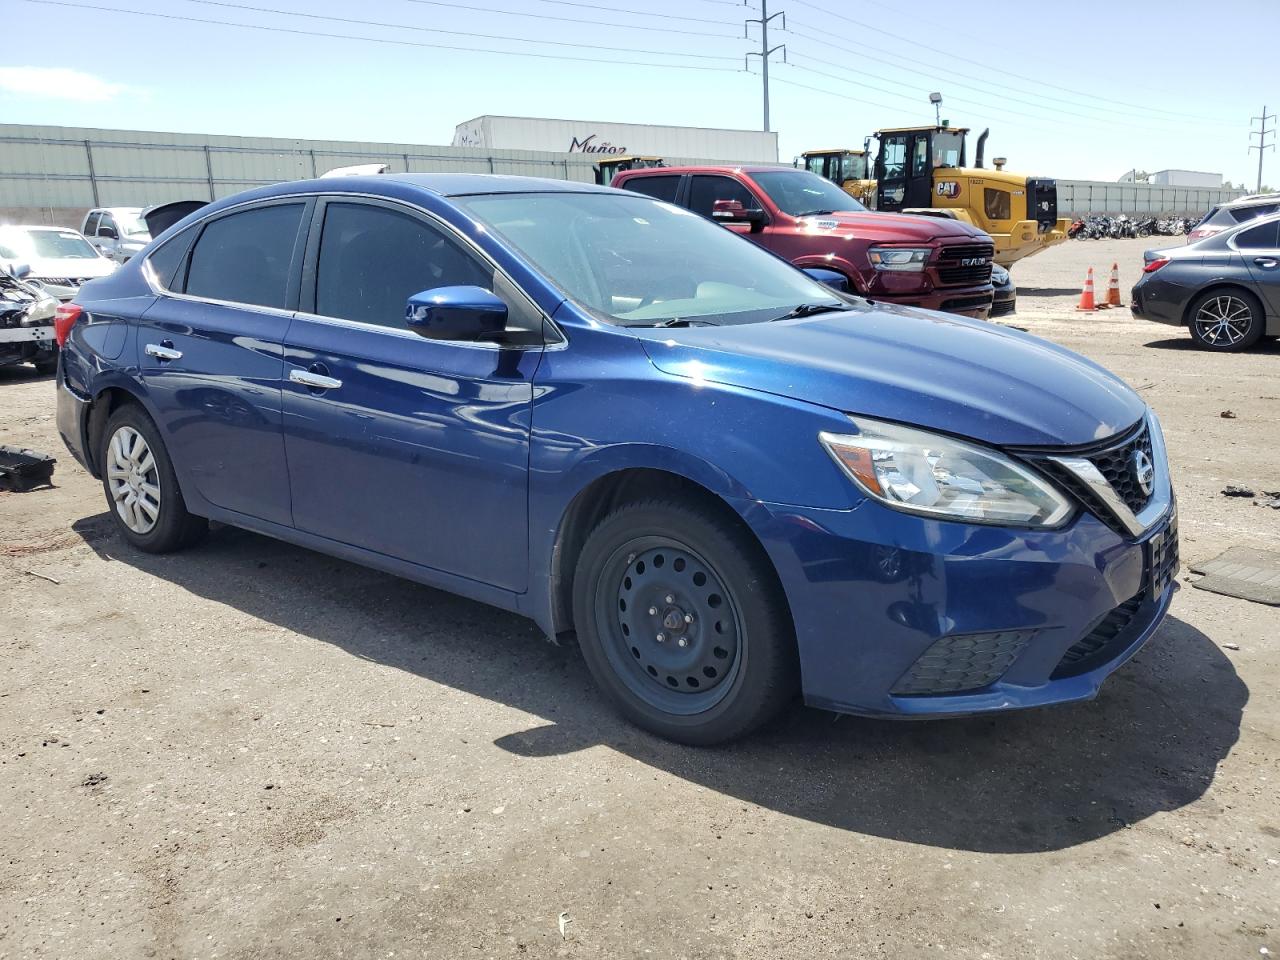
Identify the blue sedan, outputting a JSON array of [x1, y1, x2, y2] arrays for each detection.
[[54, 174, 1177, 744]]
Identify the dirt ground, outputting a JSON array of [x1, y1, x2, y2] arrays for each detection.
[[1, 236, 1277, 960]]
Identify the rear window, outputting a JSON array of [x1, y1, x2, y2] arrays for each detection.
[[621, 175, 681, 203]]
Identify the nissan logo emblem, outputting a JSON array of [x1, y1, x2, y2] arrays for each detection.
[[1130, 449, 1154, 497]]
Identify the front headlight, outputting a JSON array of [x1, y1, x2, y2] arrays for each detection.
[[991, 263, 1009, 284], [819, 417, 1073, 527], [867, 246, 930, 272]]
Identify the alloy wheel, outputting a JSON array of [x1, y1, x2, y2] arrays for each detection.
[[1193, 295, 1253, 346], [106, 425, 161, 534]]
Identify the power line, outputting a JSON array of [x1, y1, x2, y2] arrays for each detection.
[[787, 0, 1229, 125], [783, 21, 1235, 130], [432, 0, 737, 27], [182, 0, 742, 59], [396, 0, 739, 37], [768, 73, 920, 117], [22, 0, 745, 71]]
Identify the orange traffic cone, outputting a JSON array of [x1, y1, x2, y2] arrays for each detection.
[[1105, 262, 1122, 307], [1076, 267, 1098, 311]]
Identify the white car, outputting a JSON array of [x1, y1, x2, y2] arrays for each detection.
[[0, 225, 117, 301], [81, 207, 152, 263]]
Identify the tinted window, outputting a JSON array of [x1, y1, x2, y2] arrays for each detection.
[[98, 214, 117, 237], [621, 175, 681, 203], [314, 202, 492, 329], [146, 226, 197, 290], [1232, 202, 1279, 223], [687, 176, 762, 219], [984, 188, 1011, 220], [84, 212, 100, 236], [1235, 220, 1279, 250], [185, 203, 304, 309]]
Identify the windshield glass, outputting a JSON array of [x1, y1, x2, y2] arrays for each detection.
[[0, 228, 100, 260], [932, 131, 965, 168], [455, 192, 846, 326], [116, 211, 151, 238], [751, 170, 867, 216]]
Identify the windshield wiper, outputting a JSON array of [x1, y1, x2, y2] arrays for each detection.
[[794, 209, 836, 217], [770, 303, 850, 322], [628, 317, 718, 328]]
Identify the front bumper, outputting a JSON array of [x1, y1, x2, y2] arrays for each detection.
[[738, 494, 1176, 719], [873, 286, 994, 319]]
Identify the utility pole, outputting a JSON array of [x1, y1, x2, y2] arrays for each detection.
[[1250, 106, 1275, 193], [745, 1, 785, 133]]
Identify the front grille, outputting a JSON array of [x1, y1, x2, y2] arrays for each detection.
[[1149, 512, 1180, 597], [940, 294, 994, 313], [1051, 594, 1144, 679], [33, 277, 88, 287], [935, 242, 994, 286], [989, 296, 1016, 318], [891, 629, 1034, 696], [1020, 418, 1155, 534]]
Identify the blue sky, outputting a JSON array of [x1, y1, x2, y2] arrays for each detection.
[[4, 0, 1277, 187]]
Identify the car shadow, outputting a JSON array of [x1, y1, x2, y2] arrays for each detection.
[[1145, 336, 1280, 353], [0, 365, 55, 384], [1016, 286, 1081, 298], [71, 514, 1247, 855]]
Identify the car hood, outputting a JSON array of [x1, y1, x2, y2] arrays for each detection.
[[795, 210, 988, 243], [633, 303, 1145, 447], [25, 256, 117, 279]]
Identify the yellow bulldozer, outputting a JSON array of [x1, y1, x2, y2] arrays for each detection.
[[802, 126, 1071, 267]]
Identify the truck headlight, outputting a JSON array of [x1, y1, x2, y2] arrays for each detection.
[[820, 417, 1073, 527], [867, 246, 930, 272]]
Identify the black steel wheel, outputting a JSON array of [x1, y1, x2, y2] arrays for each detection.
[[573, 497, 797, 745]]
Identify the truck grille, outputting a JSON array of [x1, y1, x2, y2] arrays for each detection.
[[935, 242, 994, 286]]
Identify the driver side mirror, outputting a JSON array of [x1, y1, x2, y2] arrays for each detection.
[[802, 267, 850, 293], [3, 260, 32, 280], [98, 225, 118, 240], [711, 199, 766, 232], [405, 286, 508, 342]]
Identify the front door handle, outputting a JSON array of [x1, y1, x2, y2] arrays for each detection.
[[144, 342, 182, 361], [1254, 257, 1278, 269], [289, 368, 343, 390]]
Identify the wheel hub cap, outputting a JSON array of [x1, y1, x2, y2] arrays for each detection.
[[106, 425, 161, 534]]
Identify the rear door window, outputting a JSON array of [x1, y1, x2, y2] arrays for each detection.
[[620, 175, 681, 204], [687, 176, 762, 219], [1234, 220, 1280, 250], [184, 203, 305, 309], [84, 212, 100, 236]]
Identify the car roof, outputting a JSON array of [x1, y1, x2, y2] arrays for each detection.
[[0, 224, 83, 233], [374, 173, 620, 196], [1222, 193, 1280, 208], [614, 165, 793, 177]]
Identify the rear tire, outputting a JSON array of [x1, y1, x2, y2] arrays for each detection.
[[572, 498, 797, 745], [1186, 289, 1265, 352], [99, 403, 208, 553]]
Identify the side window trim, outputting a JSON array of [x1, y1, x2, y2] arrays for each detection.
[[297, 194, 557, 348]]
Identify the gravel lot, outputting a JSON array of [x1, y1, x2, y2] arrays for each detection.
[[1, 236, 1277, 959]]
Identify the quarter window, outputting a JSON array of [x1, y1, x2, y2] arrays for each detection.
[[184, 203, 304, 309], [687, 176, 762, 219], [146, 226, 198, 291], [313, 202, 493, 330], [621, 175, 681, 203]]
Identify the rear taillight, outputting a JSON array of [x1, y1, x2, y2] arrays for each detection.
[[54, 303, 83, 346], [1143, 258, 1171, 273]]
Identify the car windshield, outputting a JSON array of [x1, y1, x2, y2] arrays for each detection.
[[455, 192, 847, 326], [116, 212, 151, 238], [0, 228, 100, 260], [751, 170, 867, 216]]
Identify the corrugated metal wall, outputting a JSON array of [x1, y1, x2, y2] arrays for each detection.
[[0, 123, 1249, 225]]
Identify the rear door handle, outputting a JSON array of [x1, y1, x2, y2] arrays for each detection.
[[1254, 257, 1278, 269], [289, 368, 343, 390], [144, 342, 182, 361]]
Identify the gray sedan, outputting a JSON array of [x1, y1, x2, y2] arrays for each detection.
[[1131, 211, 1279, 351]]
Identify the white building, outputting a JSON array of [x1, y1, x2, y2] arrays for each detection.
[[452, 115, 778, 163], [1150, 169, 1224, 188]]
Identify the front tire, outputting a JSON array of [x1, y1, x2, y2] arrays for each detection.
[[572, 498, 797, 745], [1187, 289, 1265, 351], [99, 404, 208, 553]]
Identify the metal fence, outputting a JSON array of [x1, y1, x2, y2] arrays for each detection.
[[1054, 179, 1246, 218], [0, 123, 1250, 225]]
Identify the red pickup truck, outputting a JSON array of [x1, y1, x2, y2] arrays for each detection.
[[613, 165, 995, 318]]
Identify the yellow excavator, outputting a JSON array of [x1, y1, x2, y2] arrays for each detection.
[[803, 126, 1071, 267], [593, 156, 666, 186]]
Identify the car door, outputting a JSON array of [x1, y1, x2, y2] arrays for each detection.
[[136, 198, 309, 527], [280, 197, 544, 592], [1239, 219, 1280, 319], [686, 174, 772, 248], [95, 213, 122, 262]]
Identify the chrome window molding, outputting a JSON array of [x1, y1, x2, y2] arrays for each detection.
[[1047, 411, 1172, 538]]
